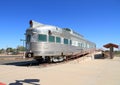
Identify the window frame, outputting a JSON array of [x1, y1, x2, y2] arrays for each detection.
[[38, 34, 47, 42], [49, 35, 55, 42], [56, 37, 61, 43], [64, 38, 68, 44]]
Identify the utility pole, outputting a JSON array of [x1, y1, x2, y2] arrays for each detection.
[[20, 39, 26, 58]]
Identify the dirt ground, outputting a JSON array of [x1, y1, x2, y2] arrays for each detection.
[[0, 53, 120, 85]]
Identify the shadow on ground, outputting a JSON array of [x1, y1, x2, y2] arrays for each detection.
[[3, 60, 40, 66], [9, 79, 40, 85], [94, 54, 105, 59]]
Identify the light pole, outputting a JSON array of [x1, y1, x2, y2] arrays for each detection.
[[20, 39, 26, 58]]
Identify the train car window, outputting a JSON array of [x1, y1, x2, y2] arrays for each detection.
[[87, 44, 90, 48], [78, 42, 81, 47], [38, 34, 47, 42], [56, 37, 61, 43], [81, 43, 83, 47], [80, 43, 82, 47], [70, 40, 72, 45], [64, 38, 68, 44], [49, 35, 55, 42], [83, 43, 86, 48]]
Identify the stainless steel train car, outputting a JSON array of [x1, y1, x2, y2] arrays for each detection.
[[25, 20, 96, 62]]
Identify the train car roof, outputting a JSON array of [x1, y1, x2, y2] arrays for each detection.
[[28, 20, 84, 38]]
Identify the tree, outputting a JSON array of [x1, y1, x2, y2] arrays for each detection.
[[0, 48, 5, 54], [17, 46, 25, 51], [6, 47, 13, 53]]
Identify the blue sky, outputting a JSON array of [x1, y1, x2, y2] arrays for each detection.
[[0, 0, 120, 49]]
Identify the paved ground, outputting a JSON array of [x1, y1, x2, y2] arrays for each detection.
[[0, 53, 120, 85]]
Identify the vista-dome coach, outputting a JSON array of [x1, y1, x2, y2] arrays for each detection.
[[25, 20, 96, 62]]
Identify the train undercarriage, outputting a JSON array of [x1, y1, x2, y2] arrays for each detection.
[[33, 55, 66, 63], [25, 50, 91, 63]]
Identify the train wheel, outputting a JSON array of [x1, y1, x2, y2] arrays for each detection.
[[45, 56, 51, 63], [63, 56, 67, 60], [49, 56, 53, 63], [27, 53, 32, 58], [52, 57, 58, 63]]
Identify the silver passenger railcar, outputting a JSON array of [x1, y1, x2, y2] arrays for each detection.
[[25, 20, 96, 62]]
